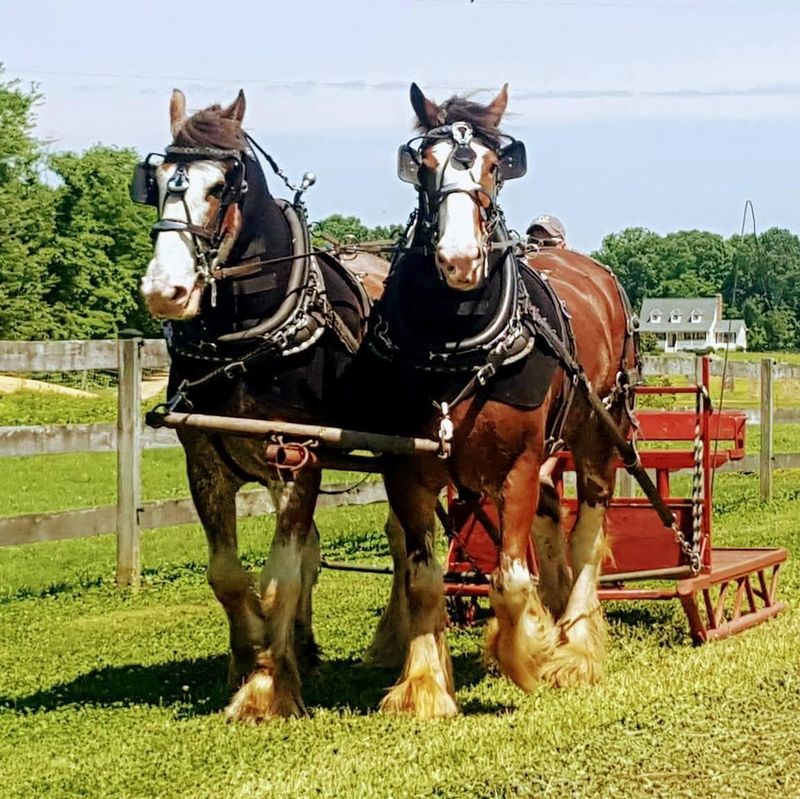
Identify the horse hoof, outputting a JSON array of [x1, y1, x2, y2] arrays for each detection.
[[224, 658, 306, 722], [487, 567, 557, 692], [539, 642, 604, 688], [380, 673, 458, 720]]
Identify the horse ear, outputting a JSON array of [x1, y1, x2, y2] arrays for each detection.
[[221, 90, 246, 123], [410, 83, 442, 129], [486, 83, 509, 127], [170, 89, 187, 138]]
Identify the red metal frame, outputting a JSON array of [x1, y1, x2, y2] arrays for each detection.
[[443, 356, 788, 643]]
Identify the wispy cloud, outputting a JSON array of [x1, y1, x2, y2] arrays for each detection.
[[515, 83, 800, 101]]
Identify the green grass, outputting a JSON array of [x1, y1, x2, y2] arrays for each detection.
[[0, 389, 118, 425], [1, 471, 800, 797], [722, 350, 800, 365]]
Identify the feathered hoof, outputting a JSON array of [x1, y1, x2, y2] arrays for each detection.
[[539, 641, 605, 688], [541, 609, 607, 688], [487, 558, 558, 692], [485, 609, 558, 692], [380, 672, 458, 720], [224, 655, 306, 723]]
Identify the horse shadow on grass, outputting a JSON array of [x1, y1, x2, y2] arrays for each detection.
[[0, 652, 500, 719]]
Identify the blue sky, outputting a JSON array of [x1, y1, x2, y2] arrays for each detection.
[[2, 0, 799, 252]]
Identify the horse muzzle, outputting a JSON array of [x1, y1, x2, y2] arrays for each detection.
[[142, 280, 203, 320], [436, 247, 485, 291]]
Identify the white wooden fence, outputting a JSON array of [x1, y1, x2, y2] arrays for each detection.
[[0, 341, 794, 587]]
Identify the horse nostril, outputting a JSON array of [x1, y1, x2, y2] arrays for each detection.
[[171, 286, 189, 304], [446, 264, 457, 275]]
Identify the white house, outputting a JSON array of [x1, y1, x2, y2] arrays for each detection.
[[639, 295, 747, 353]]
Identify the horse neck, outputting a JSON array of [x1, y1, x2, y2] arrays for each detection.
[[228, 155, 293, 263]]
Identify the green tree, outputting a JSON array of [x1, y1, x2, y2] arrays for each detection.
[[591, 227, 665, 309], [46, 146, 159, 338], [312, 214, 404, 258], [0, 70, 57, 338]]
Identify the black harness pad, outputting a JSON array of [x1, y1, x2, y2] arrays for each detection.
[[339, 256, 570, 436], [490, 265, 565, 407], [168, 255, 367, 418]]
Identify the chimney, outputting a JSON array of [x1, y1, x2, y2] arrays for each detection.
[[715, 293, 723, 321]]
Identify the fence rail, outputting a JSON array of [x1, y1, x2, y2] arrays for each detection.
[[0, 339, 168, 372], [0, 481, 387, 548], [0, 339, 797, 586]]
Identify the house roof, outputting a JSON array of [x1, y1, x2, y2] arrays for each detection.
[[713, 319, 746, 334], [640, 297, 717, 333]]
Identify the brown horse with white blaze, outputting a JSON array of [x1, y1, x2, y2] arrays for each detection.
[[360, 84, 638, 717]]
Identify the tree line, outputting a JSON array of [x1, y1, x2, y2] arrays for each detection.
[[1, 72, 797, 350]]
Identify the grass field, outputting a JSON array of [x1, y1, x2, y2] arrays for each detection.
[[1, 468, 799, 798], [2, 370, 800, 797]]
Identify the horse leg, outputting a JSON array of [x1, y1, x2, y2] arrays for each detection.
[[225, 470, 320, 721], [379, 473, 456, 719], [294, 519, 321, 675], [540, 459, 613, 688], [180, 431, 266, 690], [531, 474, 571, 620], [487, 447, 558, 692], [364, 509, 410, 668]]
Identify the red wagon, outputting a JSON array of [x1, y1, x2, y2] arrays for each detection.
[[443, 357, 788, 643]]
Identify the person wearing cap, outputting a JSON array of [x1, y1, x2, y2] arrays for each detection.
[[526, 215, 567, 249]]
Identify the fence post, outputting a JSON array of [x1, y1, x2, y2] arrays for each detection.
[[116, 332, 143, 587], [760, 357, 774, 503], [617, 469, 634, 497]]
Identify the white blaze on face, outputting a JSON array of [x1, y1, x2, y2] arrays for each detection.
[[431, 139, 494, 291], [140, 160, 227, 320]]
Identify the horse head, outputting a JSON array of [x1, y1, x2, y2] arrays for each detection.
[[138, 90, 254, 320], [399, 83, 526, 291]]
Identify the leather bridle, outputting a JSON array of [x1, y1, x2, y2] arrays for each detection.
[[151, 146, 249, 298], [410, 123, 501, 273]]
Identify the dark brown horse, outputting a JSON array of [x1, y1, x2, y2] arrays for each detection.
[[137, 90, 393, 721], [358, 84, 638, 718]]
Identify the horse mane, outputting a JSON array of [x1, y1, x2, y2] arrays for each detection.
[[172, 105, 247, 151], [419, 94, 504, 148]]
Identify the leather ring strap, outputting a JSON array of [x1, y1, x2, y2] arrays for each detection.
[[211, 261, 265, 280], [152, 218, 218, 241]]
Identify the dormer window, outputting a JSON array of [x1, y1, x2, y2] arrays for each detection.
[[690, 309, 702, 323], [649, 309, 662, 323], [669, 309, 682, 323]]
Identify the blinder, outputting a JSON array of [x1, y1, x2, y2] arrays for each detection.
[[397, 145, 421, 185], [496, 139, 526, 182], [130, 153, 164, 207], [395, 123, 527, 192]]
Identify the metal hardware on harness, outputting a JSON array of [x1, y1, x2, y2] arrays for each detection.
[[436, 401, 454, 459], [264, 439, 318, 477]]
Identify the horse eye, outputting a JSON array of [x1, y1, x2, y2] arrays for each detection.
[[208, 183, 224, 198]]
